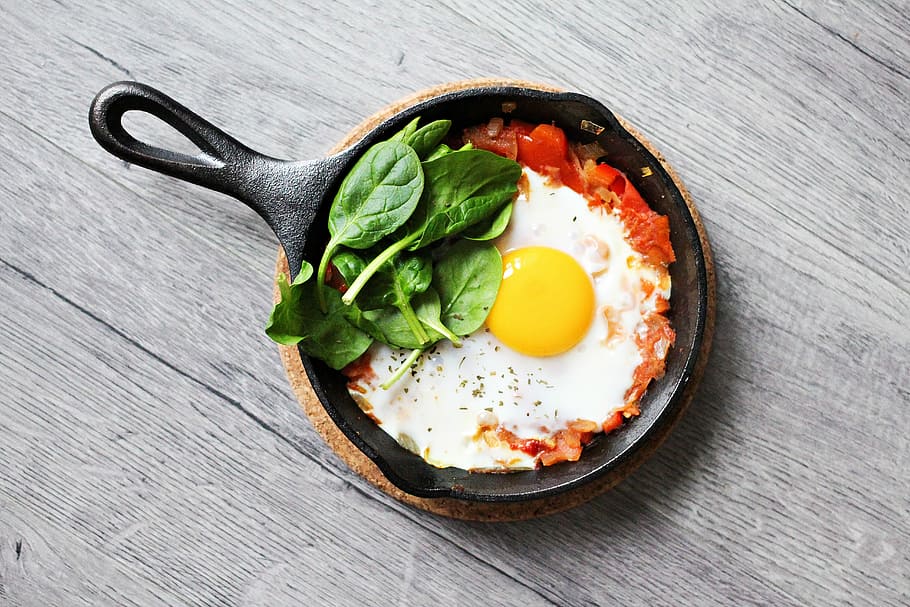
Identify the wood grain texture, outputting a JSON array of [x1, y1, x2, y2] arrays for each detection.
[[0, 1, 907, 605]]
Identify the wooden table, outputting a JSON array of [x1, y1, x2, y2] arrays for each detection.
[[1, 1, 907, 605]]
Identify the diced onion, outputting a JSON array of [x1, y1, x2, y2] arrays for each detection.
[[575, 141, 606, 162], [486, 117, 504, 137]]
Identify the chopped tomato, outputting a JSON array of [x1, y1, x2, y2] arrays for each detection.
[[496, 428, 548, 457], [516, 124, 568, 171], [343, 351, 377, 391], [618, 180, 649, 214], [325, 263, 348, 293], [539, 428, 585, 466], [463, 124, 518, 159], [602, 411, 624, 434], [640, 279, 656, 299], [507, 119, 536, 137], [625, 313, 676, 404], [560, 147, 585, 193], [462, 119, 540, 160], [587, 192, 608, 211], [585, 162, 623, 192], [583, 159, 675, 265], [508, 435, 548, 457], [514, 124, 585, 193], [620, 207, 676, 265], [584, 161, 624, 203]]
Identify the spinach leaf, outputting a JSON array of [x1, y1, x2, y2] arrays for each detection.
[[425, 143, 454, 161], [341, 249, 431, 311], [389, 117, 420, 143], [425, 140, 473, 161], [389, 118, 450, 158], [292, 260, 314, 285], [366, 249, 434, 345], [316, 139, 423, 310], [341, 149, 519, 304], [345, 290, 445, 350], [327, 248, 366, 292], [412, 287, 461, 345], [266, 263, 373, 370], [409, 149, 521, 249], [433, 240, 503, 335], [389, 253, 432, 302], [265, 261, 316, 345], [333, 248, 433, 343], [462, 201, 513, 241], [403, 120, 451, 159], [375, 286, 465, 389]]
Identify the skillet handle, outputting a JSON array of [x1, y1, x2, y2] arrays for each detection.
[[88, 81, 337, 276], [89, 81, 269, 196]]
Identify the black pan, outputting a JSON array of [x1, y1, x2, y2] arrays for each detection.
[[89, 81, 709, 502]]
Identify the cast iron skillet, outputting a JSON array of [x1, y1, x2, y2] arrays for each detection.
[[89, 81, 708, 502]]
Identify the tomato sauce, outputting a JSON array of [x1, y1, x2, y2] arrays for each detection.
[[343, 351, 377, 393]]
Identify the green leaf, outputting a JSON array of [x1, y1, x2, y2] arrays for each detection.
[[389, 253, 433, 344], [389, 117, 420, 142], [344, 148, 519, 304], [403, 120, 451, 159], [291, 260, 314, 285], [328, 140, 423, 247], [413, 288, 461, 345], [332, 249, 431, 310], [425, 141, 472, 161], [389, 252, 432, 302], [345, 290, 445, 350], [425, 143, 454, 161], [462, 201, 513, 241], [408, 149, 522, 250], [327, 249, 366, 291], [266, 270, 373, 370], [316, 139, 423, 310], [334, 247, 433, 344], [433, 240, 503, 335]]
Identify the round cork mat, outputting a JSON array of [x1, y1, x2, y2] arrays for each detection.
[[273, 79, 716, 521]]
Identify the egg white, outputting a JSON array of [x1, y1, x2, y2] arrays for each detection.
[[347, 167, 670, 471]]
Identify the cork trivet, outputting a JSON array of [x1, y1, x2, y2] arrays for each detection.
[[273, 79, 716, 521]]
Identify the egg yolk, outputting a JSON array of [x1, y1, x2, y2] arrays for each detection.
[[487, 246, 595, 356]]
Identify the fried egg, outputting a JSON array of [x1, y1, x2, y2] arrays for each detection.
[[347, 167, 670, 470]]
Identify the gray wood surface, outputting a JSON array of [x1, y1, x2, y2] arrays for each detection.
[[1, 1, 907, 605]]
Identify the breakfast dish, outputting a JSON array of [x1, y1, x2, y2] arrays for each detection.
[[89, 77, 711, 511], [268, 116, 676, 471]]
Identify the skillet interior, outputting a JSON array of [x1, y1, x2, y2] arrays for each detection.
[[297, 88, 708, 501]]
